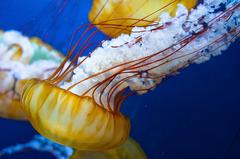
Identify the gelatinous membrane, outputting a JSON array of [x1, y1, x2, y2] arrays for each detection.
[[89, 0, 197, 37], [70, 138, 147, 159], [0, 30, 63, 120]]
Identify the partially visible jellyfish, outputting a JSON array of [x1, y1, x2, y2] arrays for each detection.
[[89, 0, 197, 37], [0, 30, 64, 120], [19, 0, 239, 153], [70, 138, 147, 159]]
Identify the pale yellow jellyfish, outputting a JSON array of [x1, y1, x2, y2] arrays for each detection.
[[0, 30, 63, 120]]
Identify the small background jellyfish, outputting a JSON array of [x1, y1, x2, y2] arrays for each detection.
[[0, 0, 240, 159]]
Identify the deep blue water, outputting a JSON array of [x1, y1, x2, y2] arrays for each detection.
[[0, 1, 240, 159]]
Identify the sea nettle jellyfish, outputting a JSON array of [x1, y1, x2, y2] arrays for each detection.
[[89, 0, 197, 37], [0, 30, 63, 120], [20, 0, 239, 151]]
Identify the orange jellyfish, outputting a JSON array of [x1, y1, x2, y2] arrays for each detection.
[[20, 0, 239, 153], [89, 0, 197, 37], [70, 138, 147, 159], [0, 30, 64, 120]]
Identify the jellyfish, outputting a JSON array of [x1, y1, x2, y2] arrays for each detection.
[[19, 0, 239, 153], [0, 30, 147, 158], [70, 138, 147, 159], [89, 0, 197, 37], [0, 30, 64, 120]]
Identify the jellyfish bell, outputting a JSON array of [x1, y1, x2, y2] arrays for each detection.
[[0, 30, 64, 120], [20, 0, 239, 152], [21, 77, 130, 151], [70, 138, 147, 159], [89, 0, 198, 37]]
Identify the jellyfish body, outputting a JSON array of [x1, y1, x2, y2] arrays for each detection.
[[89, 0, 197, 37], [0, 30, 63, 120], [20, 0, 239, 152], [70, 138, 147, 159]]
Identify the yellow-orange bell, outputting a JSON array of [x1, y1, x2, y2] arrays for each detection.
[[21, 79, 130, 151], [89, 0, 197, 37], [70, 138, 147, 159]]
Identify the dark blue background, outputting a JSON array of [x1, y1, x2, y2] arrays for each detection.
[[0, 1, 239, 159]]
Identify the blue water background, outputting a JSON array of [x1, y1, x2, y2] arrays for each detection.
[[0, 0, 240, 159]]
